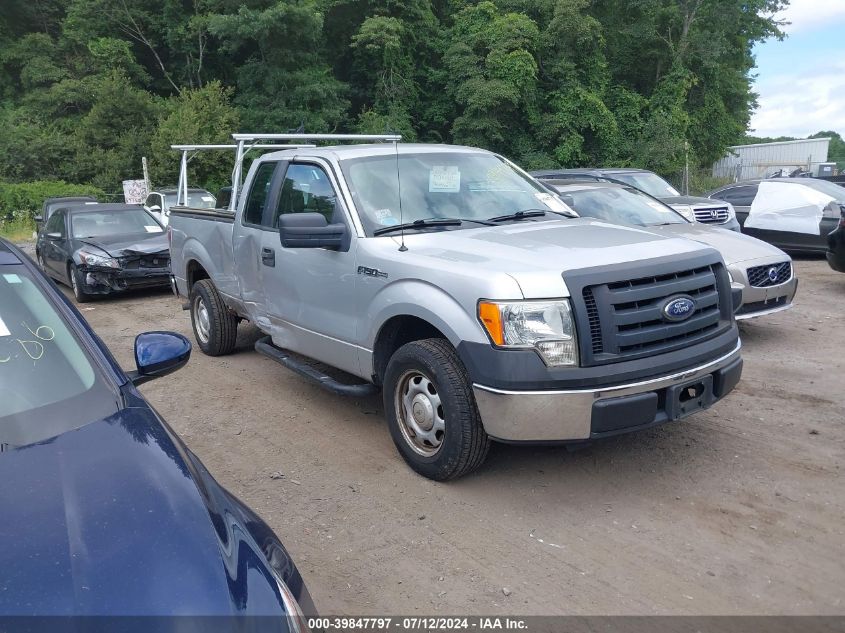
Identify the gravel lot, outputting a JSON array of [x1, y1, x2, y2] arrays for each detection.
[[20, 240, 844, 616]]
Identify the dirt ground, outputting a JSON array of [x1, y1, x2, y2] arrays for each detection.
[[23, 241, 845, 615]]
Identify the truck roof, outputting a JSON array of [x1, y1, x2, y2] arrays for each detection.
[[260, 143, 492, 162]]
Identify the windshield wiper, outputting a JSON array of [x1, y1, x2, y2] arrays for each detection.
[[373, 218, 462, 236], [487, 209, 549, 223]]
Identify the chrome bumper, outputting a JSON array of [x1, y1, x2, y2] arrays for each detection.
[[473, 341, 742, 442]]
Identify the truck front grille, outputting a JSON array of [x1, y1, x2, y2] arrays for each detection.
[[566, 256, 733, 366], [747, 261, 791, 287], [693, 206, 730, 224]]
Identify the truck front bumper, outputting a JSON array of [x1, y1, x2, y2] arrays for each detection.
[[473, 341, 742, 442]]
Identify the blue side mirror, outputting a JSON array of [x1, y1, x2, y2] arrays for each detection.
[[128, 331, 191, 386]]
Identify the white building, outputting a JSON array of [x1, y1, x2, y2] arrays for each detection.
[[712, 138, 831, 180]]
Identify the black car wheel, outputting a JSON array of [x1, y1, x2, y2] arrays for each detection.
[[69, 263, 93, 303], [190, 279, 238, 356], [383, 338, 490, 481]]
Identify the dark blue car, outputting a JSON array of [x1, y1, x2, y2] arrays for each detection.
[[0, 238, 315, 626]]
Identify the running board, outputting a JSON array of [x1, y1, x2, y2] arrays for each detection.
[[255, 336, 379, 397]]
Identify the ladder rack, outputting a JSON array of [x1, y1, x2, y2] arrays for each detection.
[[171, 133, 401, 209]]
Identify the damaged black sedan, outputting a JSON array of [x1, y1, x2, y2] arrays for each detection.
[[35, 203, 170, 302]]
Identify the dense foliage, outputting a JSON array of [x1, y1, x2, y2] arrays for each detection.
[[0, 0, 789, 194]]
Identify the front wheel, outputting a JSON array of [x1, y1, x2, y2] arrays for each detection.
[[190, 279, 238, 356], [383, 338, 490, 481], [69, 264, 92, 303]]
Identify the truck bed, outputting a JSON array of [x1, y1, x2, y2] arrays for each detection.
[[169, 205, 236, 222]]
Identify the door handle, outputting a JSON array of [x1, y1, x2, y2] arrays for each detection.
[[261, 247, 275, 267]]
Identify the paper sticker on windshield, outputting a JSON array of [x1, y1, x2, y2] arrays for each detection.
[[374, 208, 394, 223], [144, 225, 163, 233], [429, 166, 461, 193], [3, 274, 22, 284], [0, 316, 9, 337], [201, 196, 214, 202], [535, 192, 572, 214]]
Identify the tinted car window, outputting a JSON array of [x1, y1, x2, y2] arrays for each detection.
[[0, 267, 118, 448], [243, 162, 277, 226], [713, 185, 757, 206], [273, 164, 338, 226], [71, 209, 163, 238], [45, 210, 65, 236]]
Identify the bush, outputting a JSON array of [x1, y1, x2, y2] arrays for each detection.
[[0, 180, 105, 221]]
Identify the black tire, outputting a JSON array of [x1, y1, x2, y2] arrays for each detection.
[[69, 263, 93, 303], [190, 279, 238, 356], [383, 338, 490, 481]]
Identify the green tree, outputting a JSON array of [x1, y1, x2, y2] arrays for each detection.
[[149, 80, 240, 190]]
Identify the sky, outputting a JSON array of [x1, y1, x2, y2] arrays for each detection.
[[749, 0, 845, 138]]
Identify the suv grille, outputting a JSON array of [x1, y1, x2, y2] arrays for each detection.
[[747, 261, 791, 287], [693, 206, 730, 224], [567, 259, 732, 366]]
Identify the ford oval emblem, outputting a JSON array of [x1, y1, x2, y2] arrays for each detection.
[[662, 296, 696, 322]]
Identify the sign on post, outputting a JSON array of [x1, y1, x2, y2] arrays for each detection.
[[122, 179, 148, 204]]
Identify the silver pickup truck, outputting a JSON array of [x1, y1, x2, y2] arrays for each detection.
[[169, 134, 743, 480]]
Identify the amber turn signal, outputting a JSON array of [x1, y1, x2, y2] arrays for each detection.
[[478, 301, 504, 346]]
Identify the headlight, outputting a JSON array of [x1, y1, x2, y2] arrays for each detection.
[[725, 203, 736, 220], [671, 204, 695, 222], [77, 249, 119, 269], [478, 300, 578, 366]]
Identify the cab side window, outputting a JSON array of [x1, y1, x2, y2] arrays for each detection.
[[272, 164, 339, 228], [243, 162, 278, 226]]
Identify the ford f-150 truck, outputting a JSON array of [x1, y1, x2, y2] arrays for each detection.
[[169, 134, 743, 480]]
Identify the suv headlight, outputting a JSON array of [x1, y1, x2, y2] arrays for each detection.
[[77, 249, 120, 269], [478, 300, 578, 366], [671, 204, 695, 222], [725, 202, 736, 220]]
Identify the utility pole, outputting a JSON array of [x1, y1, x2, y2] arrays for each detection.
[[142, 156, 151, 193]]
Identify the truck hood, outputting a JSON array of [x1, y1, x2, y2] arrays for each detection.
[[389, 218, 715, 297], [0, 407, 286, 616], [660, 195, 726, 207], [77, 232, 169, 258], [646, 223, 789, 266]]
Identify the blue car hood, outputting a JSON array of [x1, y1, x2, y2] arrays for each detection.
[[0, 407, 287, 616]]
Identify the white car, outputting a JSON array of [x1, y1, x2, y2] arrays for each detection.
[[549, 180, 798, 319], [143, 188, 216, 226]]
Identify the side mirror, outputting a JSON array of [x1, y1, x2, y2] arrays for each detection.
[[46, 232, 62, 240], [34, 215, 43, 223], [147, 205, 161, 212], [127, 331, 191, 386], [279, 213, 346, 250]]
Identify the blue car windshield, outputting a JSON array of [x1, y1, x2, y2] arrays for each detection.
[[0, 266, 118, 449]]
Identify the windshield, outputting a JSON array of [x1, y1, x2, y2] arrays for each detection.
[[0, 266, 118, 449], [798, 179, 845, 200], [340, 152, 570, 235], [557, 186, 687, 227], [164, 191, 216, 212], [71, 209, 163, 238], [613, 173, 681, 197]]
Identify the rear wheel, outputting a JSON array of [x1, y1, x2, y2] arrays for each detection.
[[383, 338, 490, 481], [69, 264, 92, 303], [190, 279, 238, 356]]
